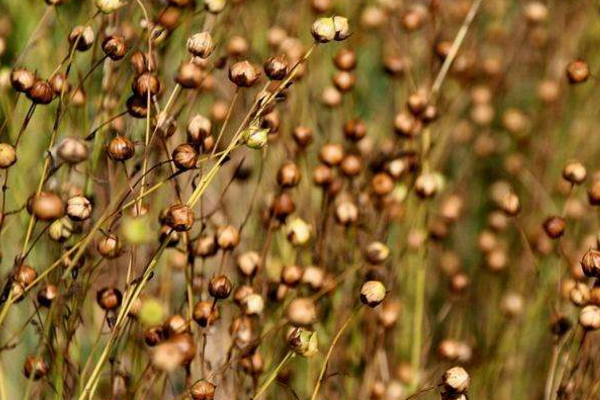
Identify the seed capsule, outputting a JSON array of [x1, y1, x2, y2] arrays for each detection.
[[176, 62, 204, 89], [164, 204, 195, 232], [97, 234, 121, 258], [228, 61, 261, 87], [543, 216, 566, 239], [360, 280, 387, 307], [28, 192, 64, 221], [10, 68, 35, 93], [187, 114, 212, 143], [264, 55, 288, 80], [57, 137, 88, 164], [190, 380, 216, 400], [69, 26, 95, 52], [102, 35, 127, 60], [23, 356, 49, 380], [566, 59, 589, 84], [193, 300, 219, 327], [204, 0, 226, 13], [132, 73, 161, 96], [0, 143, 16, 169], [442, 367, 470, 395], [27, 80, 54, 104], [237, 251, 261, 277], [107, 136, 135, 161], [277, 162, 301, 188], [172, 144, 198, 170], [579, 305, 600, 330], [562, 161, 587, 185], [334, 48, 357, 71], [286, 297, 317, 326], [216, 225, 240, 249], [97, 287, 123, 310], [311, 17, 336, 43], [66, 195, 92, 221], [209, 275, 233, 300], [37, 284, 58, 307], [581, 248, 600, 278], [187, 32, 215, 58]]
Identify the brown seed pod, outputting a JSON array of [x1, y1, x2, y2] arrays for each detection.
[[132, 72, 161, 96], [69, 26, 95, 52], [193, 234, 218, 258], [228, 61, 261, 87], [0, 143, 17, 169], [164, 204, 195, 232], [187, 114, 212, 143], [107, 135, 135, 161], [216, 225, 240, 249], [193, 300, 220, 327], [23, 356, 49, 381], [130, 50, 156, 75], [190, 380, 216, 400], [371, 172, 394, 197], [333, 71, 356, 92], [543, 216, 566, 239], [27, 80, 54, 104], [172, 144, 198, 170], [102, 35, 127, 60], [14, 264, 37, 287], [277, 162, 301, 188], [264, 55, 288, 80], [176, 62, 204, 89], [566, 59, 590, 84], [270, 192, 296, 220], [145, 326, 166, 346], [286, 297, 317, 326], [334, 48, 357, 71], [209, 275, 233, 299], [340, 154, 363, 177], [335, 200, 358, 225], [581, 248, 600, 278], [97, 234, 121, 259], [126, 95, 148, 118], [49, 73, 71, 95], [442, 367, 470, 395], [66, 195, 92, 221], [237, 251, 261, 277], [57, 137, 88, 164], [10, 67, 35, 93], [187, 32, 215, 58], [562, 161, 587, 185], [319, 143, 344, 166], [96, 287, 123, 310], [343, 119, 367, 142], [28, 192, 64, 221], [360, 280, 387, 308], [37, 284, 58, 307], [588, 180, 600, 206], [579, 305, 600, 330], [292, 126, 313, 148]]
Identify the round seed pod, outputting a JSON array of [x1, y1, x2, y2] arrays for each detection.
[[271, 192, 295, 220], [57, 137, 88, 164], [0, 143, 17, 169], [69, 26, 95, 52], [187, 32, 215, 58], [281, 265, 303, 287], [208, 275, 232, 300], [286, 297, 317, 326], [415, 173, 438, 199], [102, 35, 127, 60], [10, 68, 35, 93], [301, 266, 325, 291], [360, 280, 387, 307], [372, 172, 394, 197], [499, 192, 521, 216], [97, 234, 121, 258], [333, 71, 355, 92], [365, 241, 390, 264], [66, 195, 92, 221], [14, 264, 37, 287], [28, 192, 64, 221], [566, 59, 589, 84], [237, 251, 261, 277], [562, 161, 587, 185], [164, 204, 195, 232], [581, 248, 600, 278], [97, 287, 123, 310], [442, 367, 470, 395], [193, 234, 217, 258], [543, 216, 566, 239], [343, 119, 366, 142], [264, 55, 288, 80], [187, 114, 212, 144], [107, 136, 135, 161], [204, 0, 226, 13], [49, 73, 71, 95], [242, 293, 265, 315], [319, 143, 344, 166], [132, 73, 161, 96], [579, 305, 600, 330], [228, 61, 261, 87], [292, 126, 313, 148], [340, 154, 363, 177], [23, 356, 49, 381], [176, 62, 204, 89], [164, 314, 189, 337], [126, 95, 148, 118], [192, 300, 219, 327], [27, 80, 54, 104], [216, 225, 240, 250], [190, 380, 216, 400], [277, 162, 301, 188], [334, 48, 357, 71], [311, 17, 336, 43], [172, 144, 198, 170], [37, 284, 58, 307], [335, 200, 358, 226]]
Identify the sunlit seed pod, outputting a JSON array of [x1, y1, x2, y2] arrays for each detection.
[[164, 204, 194, 232], [190, 380, 216, 400], [192, 300, 219, 327], [37, 284, 58, 307], [264, 55, 288, 80], [372, 172, 394, 197], [277, 162, 301, 188], [378, 299, 401, 328], [57, 137, 88, 164], [10, 67, 35, 93], [209, 275, 233, 300], [204, 0, 227, 14], [499, 191, 521, 216], [228, 61, 261, 87], [27, 80, 54, 104], [562, 161, 587, 185], [132, 72, 161, 97], [360, 280, 387, 308], [28, 192, 64, 221], [414, 173, 438, 199], [340, 154, 362, 177], [172, 144, 198, 170], [334, 48, 357, 71], [14, 264, 37, 287], [102, 35, 127, 60], [537, 80, 560, 103], [68, 26, 95, 52], [176, 62, 204, 89], [500, 292, 524, 318], [401, 5, 427, 32], [242, 293, 265, 315], [287, 327, 319, 357], [97, 234, 121, 259], [523, 1, 548, 24], [335, 199, 358, 226], [570, 282, 590, 307], [187, 32, 215, 58], [292, 126, 313, 148], [286, 297, 317, 326], [187, 114, 212, 144], [97, 287, 123, 310], [321, 86, 342, 107], [301, 266, 324, 291], [319, 143, 344, 166], [0, 143, 16, 169], [130, 50, 156, 75], [311, 17, 336, 43], [442, 367, 470, 395], [281, 264, 303, 287], [49, 73, 71, 95], [581, 248, 600, 278], [66, 195, 92, 221], [393, 111, 417, 138], [566, 59, 589, 84], [450, 272, 469, 295], [543, 216, 566, 239], [107, 135, 135, 161], [95, 0, 127, 13], [365, 241, 391, 264], [579, 305, 600, 330], [193, 234, 217, 258], [333, 70, 355, 92], [216, 225, 240, 250], [23, 356, 49, 381]]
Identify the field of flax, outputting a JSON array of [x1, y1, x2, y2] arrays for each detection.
[[0, 0, 599, 399]]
